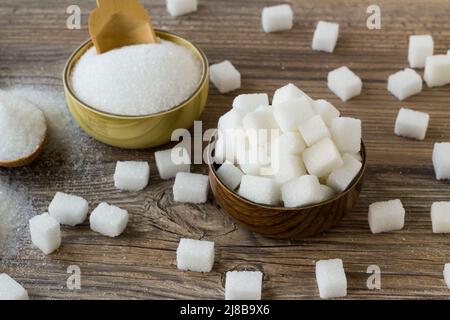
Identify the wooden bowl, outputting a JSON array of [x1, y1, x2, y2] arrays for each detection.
[[208, 140, 367, 239]]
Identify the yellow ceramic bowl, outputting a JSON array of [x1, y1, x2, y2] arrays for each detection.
[[63, 30, 209, 149]]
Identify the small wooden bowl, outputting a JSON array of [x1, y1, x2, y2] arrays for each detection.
[[0, 126, 47, 168], [208, 140, 367, 239]]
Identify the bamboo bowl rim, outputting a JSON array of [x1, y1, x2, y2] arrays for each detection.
[[63, 29, 209, 120], [208, 137, 367, 211]]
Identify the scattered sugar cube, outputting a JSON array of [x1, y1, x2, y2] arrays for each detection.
[[315, 259, 347, 299], [155, 147, 190, 179], [331, 117, 362, 153], [239, 175, 280, 206], [327, 154, 362, 192], [48, 192, 88, 226], [261, 4, 293, 33], [232, 93, 269, 117], [432, 142, 450, 180], [243, 108, 278, 130], [313, 99, 340, 126], [177, 238, 215, 272], [319, 185, 336, 202], [281, 175, 322, 208], [225, 271, 263, 300], [273, 131, 306, 155], [0, 274, 29, 300], [327, 66, 362, 101], [312, 21, 339, 53], [424, 55, 450, 87], [210, 60, 241, 93], [114, 161, 150, 191], [216, 161, 244, 190], [368, 199, 405, 234], [303, 138, 343, 177], [387, 68, 423, 101], [173, 172, 209, 204], [394, 108, 429, 140], [166, 0, 197, 16], [408, 35, 433, 68], [29, 213, 61, 255], [272, 83, 314, 106], [298, 115, 331, 146], [272, 154, 306, 184], [431, 202, 450, 233], [90, 202, 129, 237], [444, 263, 450, 290], [273, 97, 315, 132]]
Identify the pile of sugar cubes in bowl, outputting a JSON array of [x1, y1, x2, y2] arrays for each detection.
[[213, 83, 363, 208]]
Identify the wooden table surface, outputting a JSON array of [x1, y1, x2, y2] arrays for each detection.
[[1, 0, 450, 300]]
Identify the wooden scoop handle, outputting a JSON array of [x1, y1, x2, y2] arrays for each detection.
[[89, 0, 158, 54]]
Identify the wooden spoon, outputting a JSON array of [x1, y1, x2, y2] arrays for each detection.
[[89, 0, 158, 54], [0, 121, 47, 168]]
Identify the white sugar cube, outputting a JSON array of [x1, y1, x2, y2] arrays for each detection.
[[444, 263, 450, 290], [408, 35, 433, 68], [48, 192, 88, 226], [303, 138, 343, 177], [232, 93, 269, 117], [348, 152, 362, 162], [114, 161, 150, 191], [424, 55, 450, 87], [216, 161, 244, 190], [331, 117, 362, 153], [273, 131, 306, 155], [166, 0, 197, 16], [261, 4, 293, 33], [312, 21, 339, 53], [177, 238, 215, 273], [173, 172, 209, 204], [272, 83, 314, 106], [431, 202, 450, 233], [281, 175, 322, 208], [225, 271, 263, 300], [215, 129, 247, 164], [387, 68, 423, 100], [433, 142, 450, 180], [313, 99, 340, 126], [237, 145, 271, 176], [394, 108, 429, 140], [273, 97, 315, 132], [90, 202, 129, 237], [315, 259, 347, 299], [239, 175, 280, 205], [327, 66, 362, 101], [155, 147, 190, 179], [210, 60, 241, 93], [319, 185, 336, 202], [327, 154, 362, 192], [368, 199, 405, 234], [218, 109, 243, 133], [298, 115, 331, 146], [272, 154, 306, 184], [243, 108, 278, 131], [0, 274, 29, 300], [29, 213, 61, 255]]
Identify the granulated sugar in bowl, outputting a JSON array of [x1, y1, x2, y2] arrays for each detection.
[[63, 30, 209, 149]]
